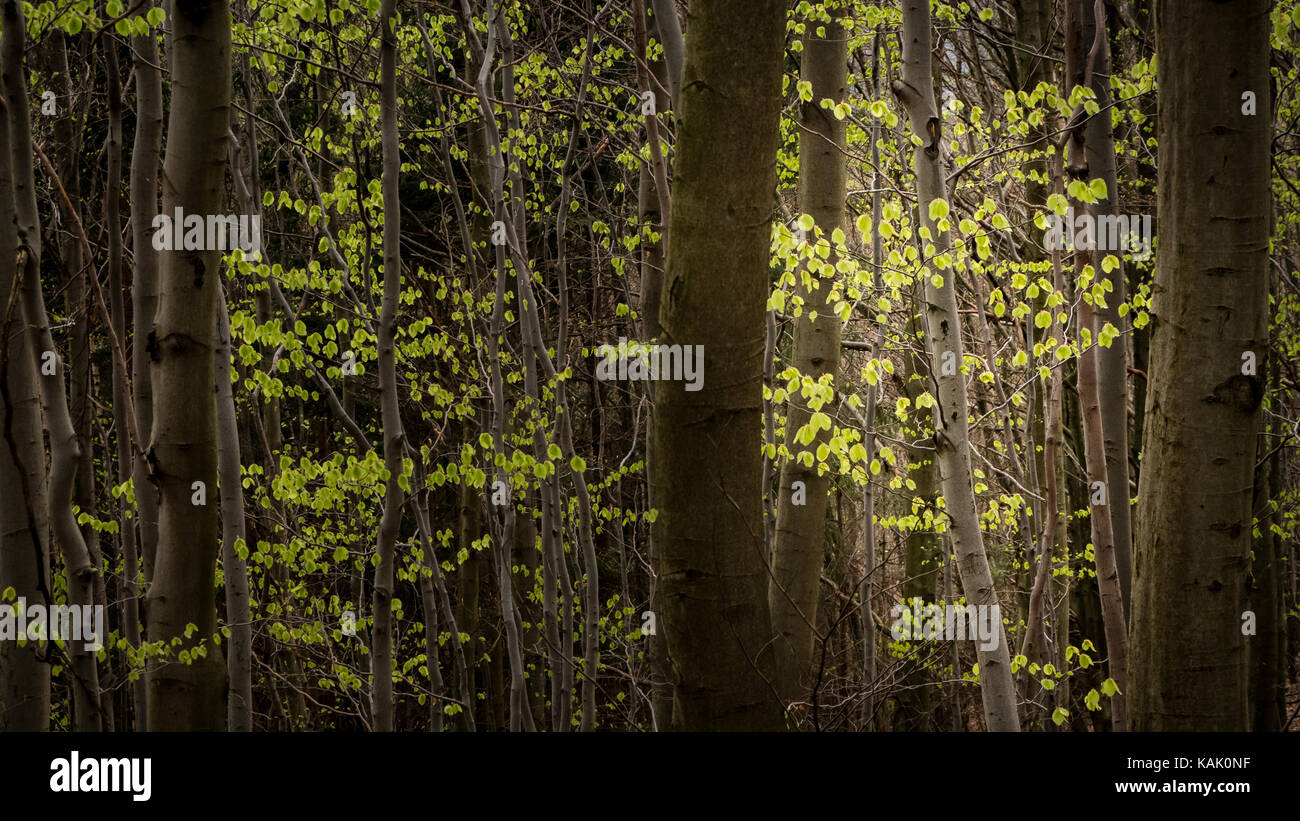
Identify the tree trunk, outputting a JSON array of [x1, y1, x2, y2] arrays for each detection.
[[216, 289, 252, 730], [0, 59, 50, 732], [144, 0, 231, 731], [1080, 0, 1133, 617], [1130, 0, 1270, 732], [1066, 0, 1128, 732], [132, 3, 164, 597], [3, 0, 103, 732], [894, 0, 1020, 732], [770, 5, 848, 715], [651, 0, 788, 731], [371, 0, 403, 732]]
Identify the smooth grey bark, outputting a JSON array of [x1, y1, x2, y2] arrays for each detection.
[[1067, 0, 1128, 733], [648, 0, 683, 111], [769, 7, 848, 714], [104, 31, 130, 731], [454, 0, 537, 732], [1131, 0, 1271, 731], [1081, 0, 1133, 617], [631, 0, 673, 729], [894, 0, 1019, 732], [145, 0, 231, 731]]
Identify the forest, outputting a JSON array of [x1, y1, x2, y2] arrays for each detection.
[[0, 0, 1295, 736]]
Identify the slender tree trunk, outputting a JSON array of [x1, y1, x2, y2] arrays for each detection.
[[216, 289, 252, 731], [1080, 0, 1133, 617], [648, 0, 682, 111], [651, 0, 788, 731], [371, 0, 403, 732], [1066, 0, 1128, 732], [132, 3, 164, 598], [0, 63, 50, 732], [144, 0, 231, 731], [1248, 402, 1285, 731], [770, 5, 848, 713], [104, 31, 129, 732], [3, 0, 103, 732], [894, 0, 1020, 732], [1130, 0, 1270, 731]]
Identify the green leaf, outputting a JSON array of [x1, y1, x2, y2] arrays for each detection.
[[1084, 688, 1102, 711], [1101, 677, 1121, 697], [928, 198, 950, 222], [1051, 707, 1069, 726], [569, 456, 587, 473]]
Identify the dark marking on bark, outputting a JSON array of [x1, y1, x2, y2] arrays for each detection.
[[192, 257, 206, 290], [1207, 374, 1263, 413], [668, 274, 684, 309], [924, 116, 940, 156]]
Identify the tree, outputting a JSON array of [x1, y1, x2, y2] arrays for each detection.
[[652, 0, 789, 731], [145, 0, 232, 731], [1130, 0, 1271, 732], [894, 0, 1019, 732], [770, 1, 849, 714], [0, 46, 50, 731], [3, 0, 102, 732]]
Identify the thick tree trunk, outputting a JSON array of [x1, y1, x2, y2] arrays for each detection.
[[770, 6, 848, 714], [1130, 0, 1270, 731], [651, 0, 788, 731], [145, 0, 231, 731]]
